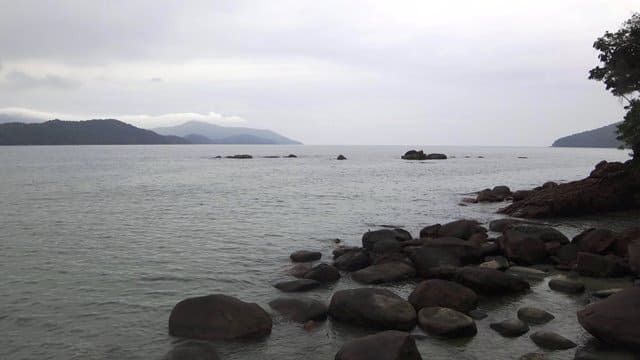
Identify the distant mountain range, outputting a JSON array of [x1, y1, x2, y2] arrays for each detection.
[[552, 123, 623, 148], [0, 118, 302, 145], [153, 121, 302, 145]]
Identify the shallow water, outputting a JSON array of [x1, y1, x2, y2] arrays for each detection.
[[0, 145, 636, 360]]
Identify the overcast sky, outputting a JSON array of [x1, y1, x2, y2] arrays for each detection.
[[0, 0, 638, 145]]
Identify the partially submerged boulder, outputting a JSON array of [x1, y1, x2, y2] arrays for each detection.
[[362, 229, 412, 251], [168, 294, 272, 340], [577, 287, 640, 350], [476, 186, 512, 202], [548, 277, 585, 294], [517, 307, 555, 325], [418, 307, 477, 338], [274, 279, 321, 292], [304, 263, 340, 283], [268, 297, 328, 323], [530, 331, 577, 350], [329, 288, 417, 330], [334, 330, 423, 360], [162, 341, 220, 360], [408, 279, 478, 313], [576, 252, 628, 277], [352, 262, 415, 284], [290, 250, 322, 262], [490, 318, 530, 337], [454, 267, 530, 295], [333, 250, 371, 272]]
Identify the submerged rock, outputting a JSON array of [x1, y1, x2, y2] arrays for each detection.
[[548, 277, 585, 294], [290, 250, 322, 263], [334, 330, 423, 360], [162, 341, 220, 360], [274, 279, 321, 292], [517, 307, 555, 325], [168, 294, 272, 340], [225, 154, 252, 159], [408, 279, 478, 313], [268, 297, 328, 323], [490, 318, 530, 337], [577, 287, 640, 350], [329, 288, 417, 331], [530, 331, 577, 350], [454, 267, 530, 295], [417, 307, 477, 338]]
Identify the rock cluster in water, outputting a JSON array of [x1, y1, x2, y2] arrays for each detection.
[[164, 213, 640, 359]]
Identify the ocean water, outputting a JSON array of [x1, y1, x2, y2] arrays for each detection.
[[0, 145, 636, 360]]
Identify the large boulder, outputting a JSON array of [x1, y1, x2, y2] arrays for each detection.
[[476, 186, 512, 202], [334, 250, 371, 272], [290, 250, 322, 262], [162, 341, 220, 360], [304, 263, 341, 283], [288, 263, 312, 278], [408, 279, 478, 313], [628, 237, 640, 276], [489, 218, 529, 232], [548, 277, 585, 294], [329, 288, 417, 331], [408, 238, 482, 278], [334, 330, 423, 360], [552, 243, 579, 266], [352, 262, 415, 284], [501, 228, 549, 265], [268, 297, 328, 323], [517, 307, 555, 325], [274, 279, 321, 292], [509, 225, 569, 244], [577, 287, 640, 350], [499, 161, 640, 218], [490, 318, 530, 337], [362, 229, 412, 251], [168, 294, 272, 340], [573, 228, 618, 254], [576, 252, 628, 277], [417, 307, 477, 338], [401, 150, 428, 160], [436, 220, 487, 240], [454, 267, 530, 295]]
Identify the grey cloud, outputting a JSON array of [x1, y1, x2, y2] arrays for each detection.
[[3, 71, 81, 90]]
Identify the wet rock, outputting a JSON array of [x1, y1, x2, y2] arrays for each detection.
[[370, 252, 412, 266], [408, 239, 482, 278], [334, 330, 423, 360], [490, 318, 530, 337], [333, 246, 360, 259], [337, 154, 347, 160], [225, 154, 252, 159], [578, 287, 640, 350], [402, 150, 428, 160], [418, 307, 477, 338], [437, 219, 487, 240], [454, 267, 530, 295], [286, 154, 297, 158], [489, 218, 529, 232], [518, 353, 546, 360], [574, 339, 639, 360], [501, 228, 548, 265], [290, 250, 322, 262], [162, 341, 220, 360], [288, 263, 312, 278], [553, 243, 579, 266], [329, 288, 417, 331], [371, 238, 403, 254], [333, 250, 371, 271], [512, 190, 535, 201], [577, 252, 628, 277], [274, 279, 321, 292], [304, 263, 340, 283], [479, 256, 510, 270], [425, 153, 447, 160], [168, 294, 272, 340], [408, 279, 478, 313], [517, 307, 555, 325], [510, 225, 569, 244], [468, 309, 488, 320], [548, 277, 585, 294], [530, 331, 577, 350], [573, 228, 618, 254], [628, 237, 640, 276], [476, 186, 512, 202], [480, 241, 500, 256], [592, 288, 623, 298], [362, 229, 412, 251], [419, 224, 441, 238], [268, 297, 328, 323], [352, 262, 415, 284], [506, 266, 547, 280]]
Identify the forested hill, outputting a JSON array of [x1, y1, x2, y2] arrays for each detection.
[[552, 123, 623, 148], [0, 119, 189, 145]]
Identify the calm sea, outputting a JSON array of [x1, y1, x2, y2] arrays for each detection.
[[0, 145, 636, 360]]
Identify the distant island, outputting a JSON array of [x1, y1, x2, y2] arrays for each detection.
[[0, 119, 301, 145], [153, 121, 302, 145], [552, 123, 623, 148]]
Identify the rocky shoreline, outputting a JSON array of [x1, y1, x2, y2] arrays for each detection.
[[161, 156, 640, 360]]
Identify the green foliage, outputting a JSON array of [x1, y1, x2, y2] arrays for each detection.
[[589, 13, 640, 159]]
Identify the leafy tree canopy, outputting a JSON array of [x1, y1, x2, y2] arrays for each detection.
[[589, 13, 640, 159]]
